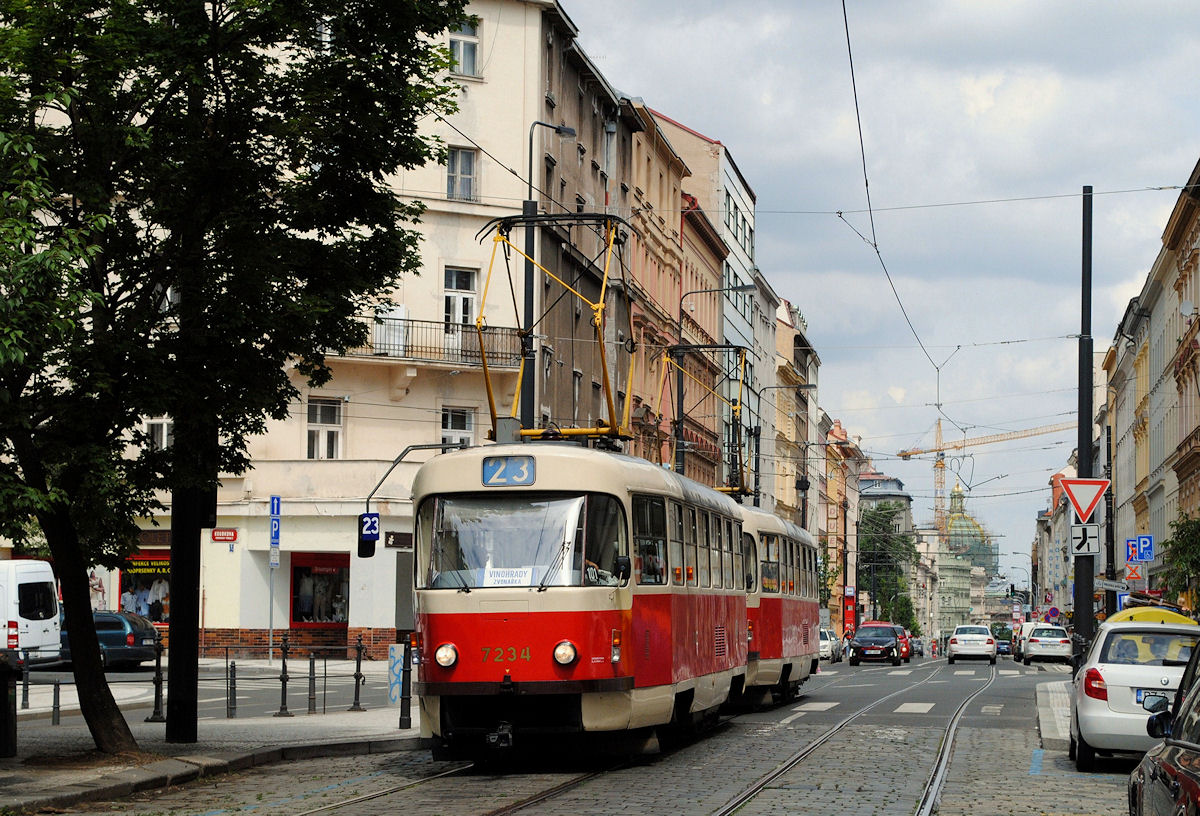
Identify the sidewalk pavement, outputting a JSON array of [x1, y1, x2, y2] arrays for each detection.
[[0, 658, 422, 814]]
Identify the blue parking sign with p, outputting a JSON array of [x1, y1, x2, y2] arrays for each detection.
[[1126, 539, 1138, 562], [1138, 535, 1154, 562], [270, 516, 280, 545]]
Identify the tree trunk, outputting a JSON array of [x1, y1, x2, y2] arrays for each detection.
[[13, 436, 139, 753]]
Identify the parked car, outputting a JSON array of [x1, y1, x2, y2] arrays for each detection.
[[911, 637, 925, 657], [1070, 619, 1200, 772], [1022, 625, 1071, 666], [946, 624, 996, 664], [818, 628, 835, 661], [997, 639, 1012, 656], [59, 610, 159, 670], [0, 559, 60, 665], [848, 623, 903, 667], [1131, 626, 1200, 814], [1014, 620, 1039, 661], [825, 629, 842, 663]]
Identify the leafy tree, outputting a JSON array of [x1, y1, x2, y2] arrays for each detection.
[[817, 534, 840, 607], [856, 502, 917, 621], [0, 0, 467, 751], [1160, 512, 1200, 609]]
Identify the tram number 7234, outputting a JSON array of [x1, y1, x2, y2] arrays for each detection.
[[481, 646, 533, 663]]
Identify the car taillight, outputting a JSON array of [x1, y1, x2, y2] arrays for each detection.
[[6, 621, 17, 649], [1059, 639, 1070, 644], [1029, 638, 1040, 643], [1084, 667, 1108, 700], [986, 638, 994, 645], [949, 637, 958, 644], [126, 633, 135, 647]]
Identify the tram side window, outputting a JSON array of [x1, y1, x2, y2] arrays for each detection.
[[742, 531, 756, 591], [730, 521, 741, 590], [685, 507, 698, 586], [582, 494, 627, 586], [632, 495, 667, 585], [713, 516, 725, 589], [807, 547, 816, 598], [670, 502, 685, 585], [698, 511, 711, 587], [761, 534, 779, 593], [783, 540, 793, 595]]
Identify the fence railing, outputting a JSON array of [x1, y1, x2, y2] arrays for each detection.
[[344, 315, 522, 367]]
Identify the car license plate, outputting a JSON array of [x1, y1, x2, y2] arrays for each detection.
[[866, 648, 880, 653], [1137, 689, 1168, 705], [142, 638, 156, 646]]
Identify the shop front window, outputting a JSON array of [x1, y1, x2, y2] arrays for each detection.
[[121, 555, 171, 623], [291, 553, 350, 626]]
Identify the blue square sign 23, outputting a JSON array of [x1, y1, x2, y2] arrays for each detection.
[[359, 512, 380, 542]]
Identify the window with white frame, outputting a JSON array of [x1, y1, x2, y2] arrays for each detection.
[[307, 398, 342, 460], [444, 267, 476, 326], [145, 417, 174, 450], [441, 407, 473, 446], [449, 21, 478, 76], [447, 148, 477, 201]]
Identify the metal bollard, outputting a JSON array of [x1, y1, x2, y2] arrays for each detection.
[[227, 661, 237, 718], [399, 634, 413, 730], [274, 636, 293, 717], [348, 635, 366, 712], [145, 632, 166, 722], [52, 681, 60, 725], [307, 653, 316, 714], [20, 651, 29, 710]]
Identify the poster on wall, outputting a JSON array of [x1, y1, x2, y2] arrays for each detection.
[[120, 555, 171, 623]]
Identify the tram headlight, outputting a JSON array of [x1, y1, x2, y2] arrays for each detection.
[[553, 640, 578, 666], [434, 643, 458, 668]]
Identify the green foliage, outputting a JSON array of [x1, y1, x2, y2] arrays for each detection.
[[1160, 512, 1200, 606], [0, 0, 469, 561], [991, 622, 1013, 641], [817, 534, 839, 606], [857, 502, 918, 628]]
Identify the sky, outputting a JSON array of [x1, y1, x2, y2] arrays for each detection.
[[563, 0, 1200, 585]]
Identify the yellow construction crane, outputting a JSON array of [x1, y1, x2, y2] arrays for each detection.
[[897, 419, 1075, 541]]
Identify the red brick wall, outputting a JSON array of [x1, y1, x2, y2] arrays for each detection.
[[193, 627, 399, 660]]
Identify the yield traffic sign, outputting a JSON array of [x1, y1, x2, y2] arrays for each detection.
[[1061, 478, 1110, 523]]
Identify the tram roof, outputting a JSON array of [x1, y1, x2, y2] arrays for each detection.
[[412, 442, 743, 516], [739, 504, 812, 545]]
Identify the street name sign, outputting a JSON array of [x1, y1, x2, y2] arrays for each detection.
[[1095, 578, 1130, 593], [1071, 523, 1101, 556], [1061, 478, 1110, 524]]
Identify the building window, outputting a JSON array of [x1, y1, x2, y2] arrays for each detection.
[[441, 407, 473, 446], [145, 417, 174, 450], [307, 398, 342, 460], [444, 267, 476, 326], [449, 21, 478, 76], [291, 553, 350, 627], [447, 148, 477, 201]]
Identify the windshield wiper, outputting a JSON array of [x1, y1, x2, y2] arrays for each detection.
[[434, 537, 470, 592], [538, 540, 570, 592]]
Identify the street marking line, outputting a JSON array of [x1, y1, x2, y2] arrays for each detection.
[[980, 705, 1003, 715], [780, 711, 806, 725], [894, 702, 935, 714], [797, 701, 839, 711], [954, 670, 974, 676], [998, 670, 1020, 676], [887, 670, 913, 676]]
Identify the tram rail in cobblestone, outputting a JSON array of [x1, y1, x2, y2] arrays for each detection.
[[288, 762, 472, 815], [712, 662, 997, 816]]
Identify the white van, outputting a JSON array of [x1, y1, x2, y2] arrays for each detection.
[[1014, 621, 1039, 661], [0, 560, 61, 663]]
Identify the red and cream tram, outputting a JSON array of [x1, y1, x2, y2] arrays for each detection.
[[739, 506, 820, 703], [410, 442, 749, 757]]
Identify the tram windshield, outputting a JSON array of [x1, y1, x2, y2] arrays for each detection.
[[416, 493, 626, 589]]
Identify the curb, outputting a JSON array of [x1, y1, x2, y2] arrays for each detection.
[[7, 736, 426, 815]]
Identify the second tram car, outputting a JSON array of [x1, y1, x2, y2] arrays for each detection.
[[739, 506, 821, 702], [410, 442, 749, 757]]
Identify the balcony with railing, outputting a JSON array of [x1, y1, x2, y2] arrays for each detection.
[[343, 315, 522, 368]]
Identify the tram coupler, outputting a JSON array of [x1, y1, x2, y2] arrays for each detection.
[[485, 722, 514, 749]]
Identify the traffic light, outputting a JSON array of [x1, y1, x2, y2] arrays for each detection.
[[1010, 584, 1016, 596]]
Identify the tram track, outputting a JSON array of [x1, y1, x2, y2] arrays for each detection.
[[714, 660, 997, 816]]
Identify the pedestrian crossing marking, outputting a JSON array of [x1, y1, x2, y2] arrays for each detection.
[[998, 670, 1020, 676], [954, 670, 974, 676], [797, 701, 839, 711], [980, 705, 1003, 715], [780, 711, 806, 725], [887, 670, 913, 676], [894, 702, 935, 714]]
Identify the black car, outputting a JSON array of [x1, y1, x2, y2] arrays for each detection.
[[848, 624, 902, 666], [1129, 631, 1200, 814], [59, 611, 159, 670]]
